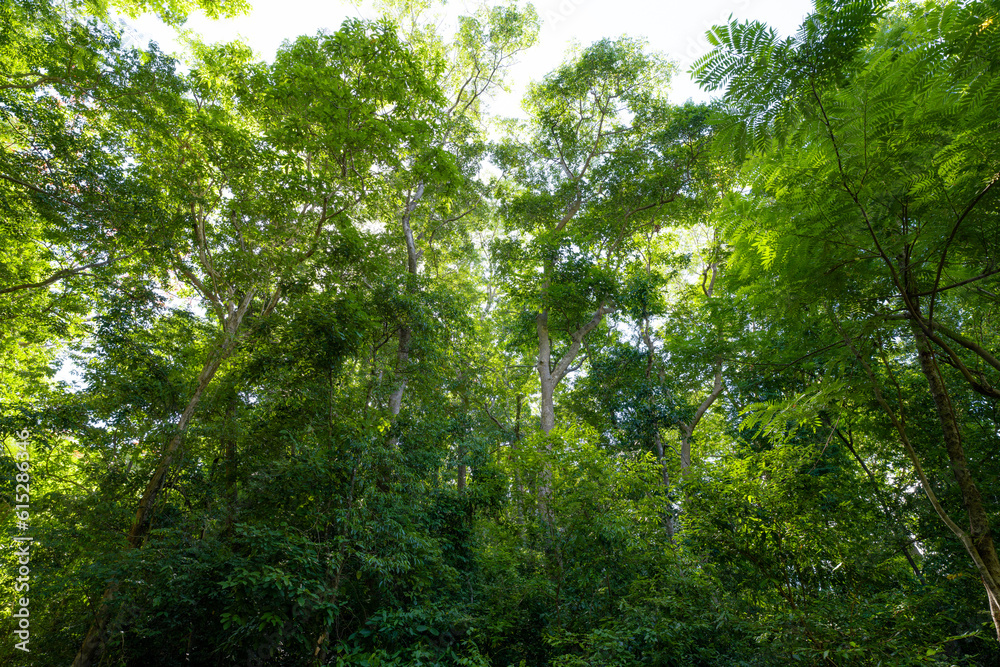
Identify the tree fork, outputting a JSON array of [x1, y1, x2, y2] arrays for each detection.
[[837, 311, 1000, 640], [72, 292, 262, 667], [679, 357, 723, 473], [911, 322, 1000, 640], [387, 183, 424, 421]]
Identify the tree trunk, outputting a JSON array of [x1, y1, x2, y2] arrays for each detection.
[[911, 323, 1000, 640], [388, 184, 424, 421], [535, 304, 611, 435], [72, 294, 258, 667], [388, 326, 411, 418], [533, 305, 611, 522], [511, 395, 528, 529], [539, 377, 556, 435], [73, 355, 228, 667], [653, 429, 674, 539], [834, 424, 925, 583], [679, 357, 723, 473], [536, 310, 556, 521], [536, 310, 556, 435], [643, 320, 673, 537]]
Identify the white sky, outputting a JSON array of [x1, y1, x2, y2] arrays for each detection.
[[126, 0, 814, 113]]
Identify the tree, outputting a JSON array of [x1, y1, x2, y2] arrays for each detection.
[[695, 0, 1000, 640], [358, 0, 538, 430], [493, 38, 713, 436], [8, 0, 1000, 663], [70, 17, 449, 666]]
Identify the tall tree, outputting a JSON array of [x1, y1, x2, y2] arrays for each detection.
[[71, 18, 448, 666], [695, 0, 1000, 639], [361, 0, 538, 427], [494, 38, 713, 435]]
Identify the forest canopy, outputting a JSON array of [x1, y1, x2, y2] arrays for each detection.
[[2, 0, 1000, 665]]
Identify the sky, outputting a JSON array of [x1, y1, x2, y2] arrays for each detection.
[[125, 0, 815, 114]]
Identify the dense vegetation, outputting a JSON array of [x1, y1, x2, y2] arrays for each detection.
[[3, 0, 1000, 664]]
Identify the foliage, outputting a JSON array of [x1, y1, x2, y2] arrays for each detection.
[[2, 0, 1000, 665]]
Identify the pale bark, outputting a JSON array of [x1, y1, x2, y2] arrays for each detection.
[[388, 184, 424, 420], [679, 357, 723, 472], [536, 310, 556, 435], [534, 304, 612, 523], [387, 326, 410, 419], [642, 319, 674, 537], [535, 304, 613, 434]]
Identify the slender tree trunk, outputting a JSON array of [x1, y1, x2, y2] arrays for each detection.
[[911, 323, 1000, 639], [679, 357, 723, 473], [535, 304, 611, 435], [643, 319, 673, 537], [458, 392, 469, 493], [73, 350, 233, 667], [534, 304, 611, 521], [536, 310, 556, 435], [72, 293, 260, 667], [74, 360, 226, 666], [653, 429, 674, 539], [388, 184, 424, 421], [834, 425, 925, 583], [511, 395, 528, 529], [388, 327, 410, 418], [536, 310, 556, 521], [652, 430, 669, 487]]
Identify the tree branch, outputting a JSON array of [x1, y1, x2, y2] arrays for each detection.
[[551, 303, 614, 383], [0, 253, 133, 295]]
